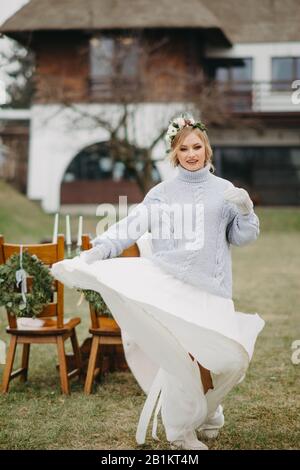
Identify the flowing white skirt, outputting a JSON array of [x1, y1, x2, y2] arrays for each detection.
[[51, 251, 265, 444]]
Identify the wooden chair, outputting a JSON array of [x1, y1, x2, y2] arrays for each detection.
[[81, 234, 140, 394], [0, 234, 82, 394]]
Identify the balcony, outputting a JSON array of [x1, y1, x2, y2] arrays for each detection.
[[88, 76, 300, 118], [217, 80, 300, 114]]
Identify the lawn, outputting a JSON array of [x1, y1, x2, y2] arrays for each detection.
[[0, 181, 300, 449], [0, 180, 104, 244]]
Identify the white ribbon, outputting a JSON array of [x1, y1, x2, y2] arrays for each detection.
[[76, 291, 85, 306], [0, 340, 6, 365], [152, 392, 162, 441], [136, 368, 163, 445], [15, 245, 27, 304]]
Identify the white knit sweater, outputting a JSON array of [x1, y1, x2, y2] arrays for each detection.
[[92, 163, 260, 299]]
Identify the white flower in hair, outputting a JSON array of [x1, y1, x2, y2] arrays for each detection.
[[173, 117, 185, 127], [168, 127, 177, 136], [165, 114, 207, 151], [165, 125, 177, 145], [183, 115, 195, 125]]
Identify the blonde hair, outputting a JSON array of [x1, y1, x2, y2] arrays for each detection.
[[168, 127, 215, 173]]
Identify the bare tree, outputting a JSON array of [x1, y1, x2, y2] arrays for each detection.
[[56, 102, 168, 194]]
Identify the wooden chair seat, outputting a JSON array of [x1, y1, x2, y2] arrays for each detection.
[[89, 327, 121, 337], [7, 317, 81, 336]]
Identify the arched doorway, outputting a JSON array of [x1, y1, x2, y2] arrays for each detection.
[[60, 141, 161, 204]]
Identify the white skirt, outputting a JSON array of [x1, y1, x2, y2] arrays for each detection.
[[51, 254, 265, 444]]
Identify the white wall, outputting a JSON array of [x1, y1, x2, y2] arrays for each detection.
[[28, 103, 187, 213]]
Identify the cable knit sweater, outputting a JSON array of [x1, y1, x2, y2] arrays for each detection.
[[92, 163, 260, 299]]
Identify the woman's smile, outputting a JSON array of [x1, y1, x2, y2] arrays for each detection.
[[177, 132, 206, 171]]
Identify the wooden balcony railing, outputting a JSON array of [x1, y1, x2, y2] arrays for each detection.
[[88, 76, 143, 102], [216, 80, 300, 113], [88, 76, 300, 113]]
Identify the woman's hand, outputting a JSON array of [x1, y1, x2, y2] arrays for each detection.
[[79, 245, 107, 264], [223, 186, 253, 215]]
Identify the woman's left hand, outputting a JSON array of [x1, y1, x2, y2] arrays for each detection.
[[223, 186, 253, 215], [79, 244, 107, 264]]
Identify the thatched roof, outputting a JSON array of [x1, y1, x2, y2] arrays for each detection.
[[0, 0, 229, 31], [202, 0, 300, 43], [1, 0, 299, 43]]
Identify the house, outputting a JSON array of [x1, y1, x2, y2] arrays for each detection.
[[1, 0, 300, 212]]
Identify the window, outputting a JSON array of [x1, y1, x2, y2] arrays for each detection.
[[117, 36, 139, 78], [89, 34, 140, 98], [90, 37, 114, 78], [205, 58, 253, 111], [272, 57, 300, 91], [63, 142, 161, 183], [212, 146, 300, 205], [207, 58, 252, 91]]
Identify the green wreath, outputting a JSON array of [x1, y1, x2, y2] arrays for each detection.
[[0, 251, 54, 318], [78, 289, 113, 318]]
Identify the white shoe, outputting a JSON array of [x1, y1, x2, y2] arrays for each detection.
[[200, 428, 219, 439], [170, 430, 208, 450], [198, 405, 224, 439]]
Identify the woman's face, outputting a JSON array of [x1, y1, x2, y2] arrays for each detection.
[[176, 132, 206, 171]]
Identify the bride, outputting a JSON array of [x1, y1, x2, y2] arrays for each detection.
[[51, 114, 265, 450]]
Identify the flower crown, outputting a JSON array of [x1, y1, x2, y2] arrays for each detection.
[[165, 115, 207, 148]]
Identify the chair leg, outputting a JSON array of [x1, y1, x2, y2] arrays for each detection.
[[70, 329, 82, 376], [1, 335, 17, 393], [84, 335, 100, 395], [56, 337, 70, 395], [20, 344, 30, 383]]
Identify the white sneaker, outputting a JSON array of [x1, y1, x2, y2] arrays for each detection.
[[170, 430, 208, 450], [198, 405, 224, 439]]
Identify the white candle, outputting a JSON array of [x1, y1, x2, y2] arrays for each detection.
[[66, 215, 71, 245], [52, 213, 59, 244], [77, 216, 83, 247]]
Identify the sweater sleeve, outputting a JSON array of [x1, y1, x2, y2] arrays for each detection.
[[225, 194, 260, 247], [90, 184, 163, 258]]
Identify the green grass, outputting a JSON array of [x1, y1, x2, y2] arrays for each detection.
[[255, 206, 300, 232], [0, 181, 53, 243], [0, 180, 103, 243], [0, 181, 300, 449]]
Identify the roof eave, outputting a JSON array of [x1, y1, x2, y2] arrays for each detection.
[[0, 25, 232, 50]]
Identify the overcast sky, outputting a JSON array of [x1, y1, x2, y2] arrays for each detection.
[[0, 0, 29, 26]]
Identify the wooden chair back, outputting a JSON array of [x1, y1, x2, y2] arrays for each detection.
[[0, 234, 65, 329]]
